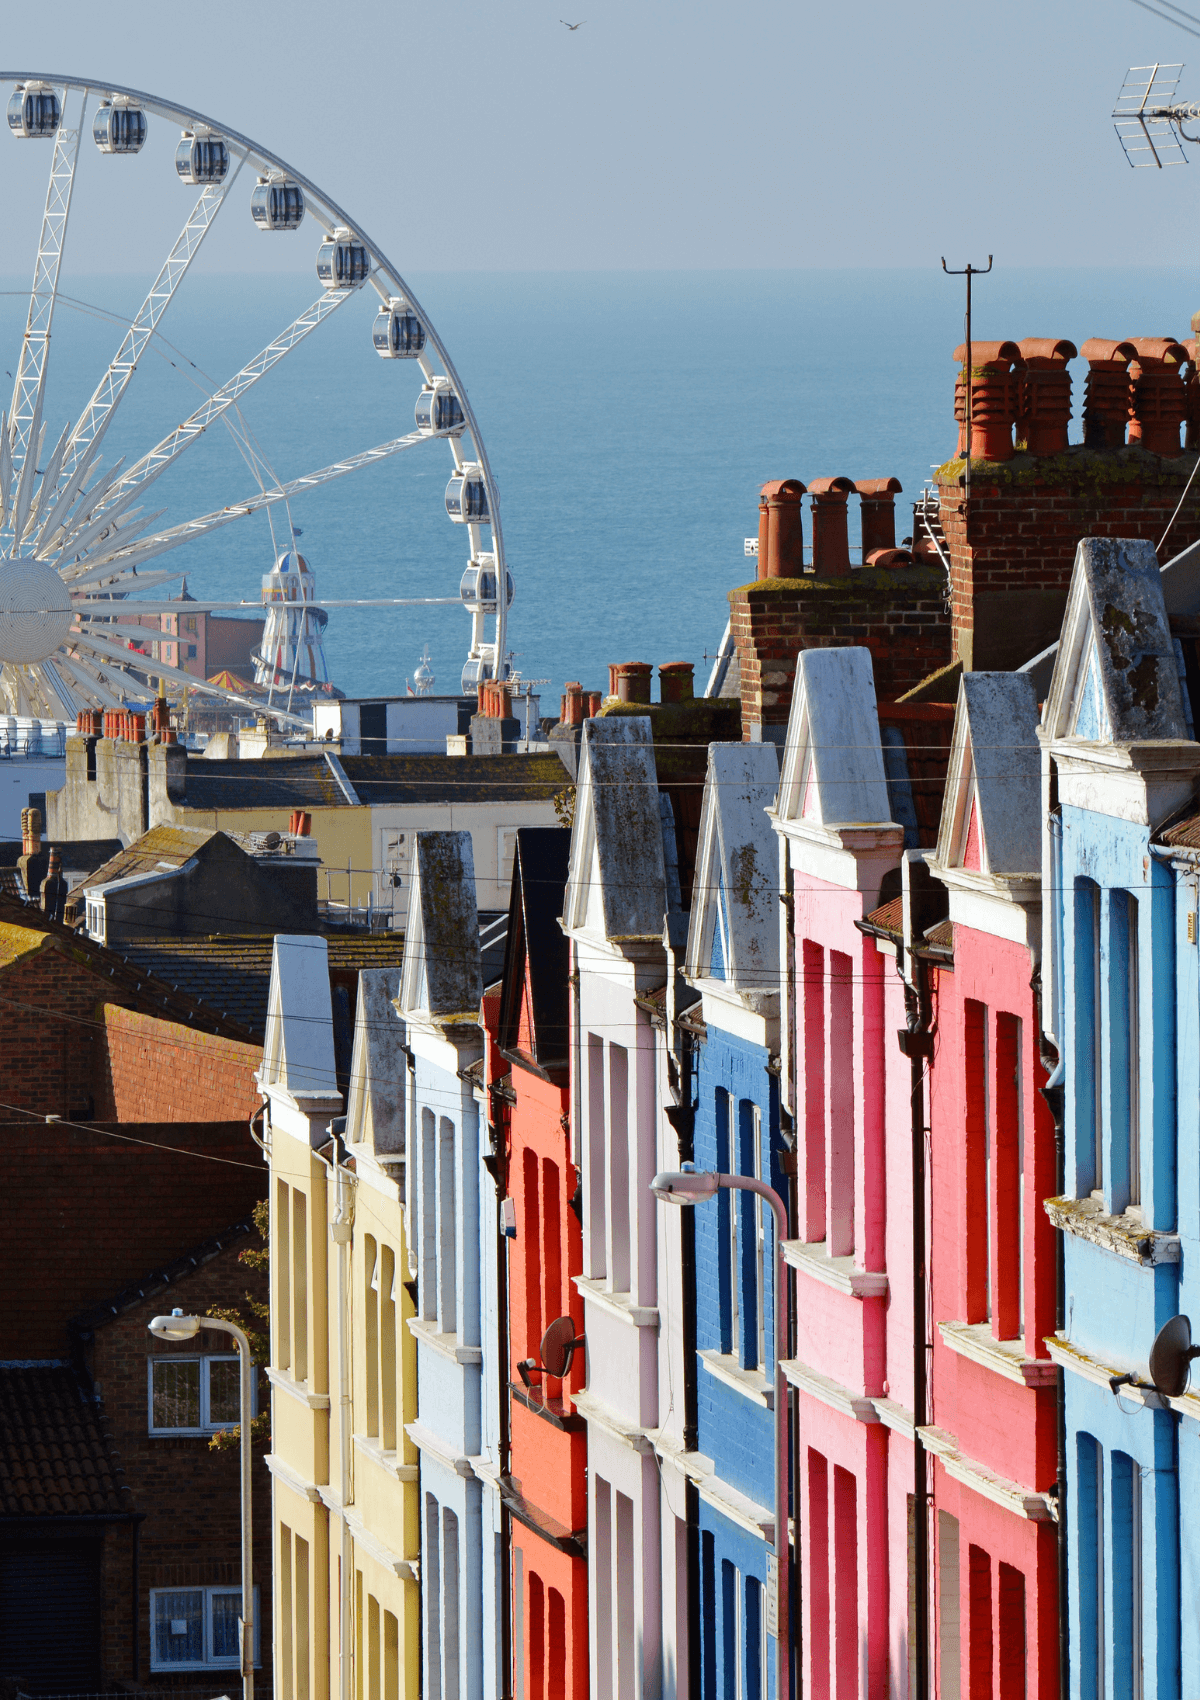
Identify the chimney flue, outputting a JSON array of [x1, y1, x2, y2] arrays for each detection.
[[807, 477, 855, 577], [613, 663, 652, 705], [855, 477, 903, 560], [757, 480, 806, 579], [658, 662, 694, 704]]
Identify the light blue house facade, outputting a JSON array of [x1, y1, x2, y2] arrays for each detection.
[[399, 830, 503, 1700], [1040, 538, 1200, 1700], [682, 742, 784, 1700]]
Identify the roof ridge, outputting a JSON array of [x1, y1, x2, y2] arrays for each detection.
[[67, 1215, 258, 1337]]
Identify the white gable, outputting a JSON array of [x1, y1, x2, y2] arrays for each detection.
[[685, 742, 780, 996], [399, 831, 481, 1023], [563, 716, 666, 943], [933, 674, 1041, 879], [259, 934, 340, 1104], [777, 648, 892, 827], [1044, 537, 1188, 746], [346, 968, 405, 1155]]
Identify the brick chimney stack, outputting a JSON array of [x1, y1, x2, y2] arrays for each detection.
[[730, 476, 949, 744], [943, 328, 1200, 671]]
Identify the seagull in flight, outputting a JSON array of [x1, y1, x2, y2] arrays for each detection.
[[560, 18, 586, 28]]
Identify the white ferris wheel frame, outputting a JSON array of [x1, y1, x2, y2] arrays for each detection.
[[0, 70, 512, 720]]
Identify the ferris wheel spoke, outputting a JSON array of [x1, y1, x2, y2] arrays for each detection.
[[3, 86, 86, 517], [70, 427, 436, 579], [54, 648, 126, 709], [89, 287, 356, 524], [55, 170, 244, 496], [72, 625, 309, 726]]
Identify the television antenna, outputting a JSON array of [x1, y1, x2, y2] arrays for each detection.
[[941, 255, 993, 513], [1148, 1312, 1200, 1396], [1113, 63, 1196, 166]]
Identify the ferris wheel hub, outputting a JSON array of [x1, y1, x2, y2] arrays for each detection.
[[0, 557, 73, 663]]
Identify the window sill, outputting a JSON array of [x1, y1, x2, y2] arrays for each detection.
[[267, 1366, 330, 1410], [1043, 1195, 1180, 1266], [407, 1317, 483, 1364], [353, 1433, 419, 1481], [698, 1350, 773, 1410], [938, 1321, 1057, 1389], [781, 1239, 888, 1299], [573, 1276, 659, 1330]]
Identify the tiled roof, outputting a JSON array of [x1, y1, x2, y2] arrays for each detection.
[[0, 1363, 129, 1517], [924, 919, 954, 953], [120, 931, 406, 1040], [75, 824, 221, 893], [1160, 809, 1200, 849], [0, 894, 259, 1045], [181, 755, 345, 812], [863, 896, 904, 937], [340, 752, 569, 805]]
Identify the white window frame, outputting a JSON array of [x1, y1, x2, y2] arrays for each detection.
[[752, 1103, 766, 1373], [147, 1353, 257, 1436], [149, 1583, 261, 1671]]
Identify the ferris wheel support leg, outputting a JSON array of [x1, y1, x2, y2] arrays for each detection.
[[56, 163, 245, 496], [2, 86, 86, 541]]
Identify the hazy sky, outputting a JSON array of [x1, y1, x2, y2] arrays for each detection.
[[1, 0, 1198, 273]]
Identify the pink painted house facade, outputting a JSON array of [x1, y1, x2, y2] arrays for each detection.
[[920, 674, 1060, 1700], [768, 648, 917, 1699]]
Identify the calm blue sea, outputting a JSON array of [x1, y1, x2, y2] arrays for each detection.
[[1, 267, 1197, 704]]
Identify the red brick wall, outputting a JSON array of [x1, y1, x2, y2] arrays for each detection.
[[94, 1004, 263, 1123], [91, 1237, 272, 1690], [728, 567, 951, 739], [2, 1121, 266, 1356], [0, 937, 108, 1119], [939, 458, 1200, 672]]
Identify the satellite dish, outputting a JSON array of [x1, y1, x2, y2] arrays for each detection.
[[1149, 1313, 1200, 1398], [540, 1315, 585, 1379]]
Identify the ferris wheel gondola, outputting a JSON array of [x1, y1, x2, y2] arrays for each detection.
[[0, 70, 512, 722]]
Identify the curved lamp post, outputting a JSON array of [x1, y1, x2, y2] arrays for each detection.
[[149, 1308, 255, 1700], [651, 1164, 790, 1700]]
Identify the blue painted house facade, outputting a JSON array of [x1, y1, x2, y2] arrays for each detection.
[[683, 742, 784, 1700], [1040, 538, 1200, 1700]]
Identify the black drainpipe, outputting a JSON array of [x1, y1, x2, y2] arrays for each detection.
[[1037, 1015, 1068, 1700], [898, 950, 933, 1700]]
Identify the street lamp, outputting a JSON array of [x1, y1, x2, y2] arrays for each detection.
[[149, 1308, 256, 1700], [651, 1163, 791, 1700]]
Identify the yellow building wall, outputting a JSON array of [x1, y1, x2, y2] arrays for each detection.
[[270, 1113, 419, 1700]]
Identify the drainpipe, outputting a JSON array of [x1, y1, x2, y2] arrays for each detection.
[[329, 1137, 356, 1700], [483, 1028, 513, 1700], [1041, 807, 1069, 1700], [897, 951, 933, 1700]]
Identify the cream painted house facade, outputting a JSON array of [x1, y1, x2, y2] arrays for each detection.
[[259, 937, 420, 1700]]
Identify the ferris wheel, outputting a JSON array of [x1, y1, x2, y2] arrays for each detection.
[[0, 73, 514, 726]]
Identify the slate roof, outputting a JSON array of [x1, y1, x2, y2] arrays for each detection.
[[175, 751, 569, 813], [0, 894, 259, 1045], [0, 838, 123, 876], [119, 931, 406, 1041], [0, 1363, 128, 1517], [68, 1217, 257, 1341], [340, 753, 569, 805]]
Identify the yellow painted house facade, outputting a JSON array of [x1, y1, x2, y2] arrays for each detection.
[[258, 936, 420, 1700]]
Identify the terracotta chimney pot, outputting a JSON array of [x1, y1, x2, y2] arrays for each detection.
[[757, 479, 806, 579], [952, 340, 1024, 461], [614, 663, 652, 705], [658, 662, 694, 704], [1015, 338, 1077, 455], [855, 477, 903, 557], [807, 477, 855, 577]]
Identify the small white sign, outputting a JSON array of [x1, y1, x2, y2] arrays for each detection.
[[744, 538, 759, 557], [765, 1554, 778, 1639]]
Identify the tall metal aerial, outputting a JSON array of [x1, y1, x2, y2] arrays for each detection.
[[0, 73, 513, 725]]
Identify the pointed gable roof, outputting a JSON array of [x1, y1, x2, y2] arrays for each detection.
[[259, 934, 340, 1105], [1044, 536, 1188, 745], [399, 830, 482, 1024], [685, 743, 780, 996], [934, 673, 1041, 879], [776, 648, 893, 827], [498, 828, 572, 1079], [562, 716, 666, 942], [345, 968, 405, 1154]]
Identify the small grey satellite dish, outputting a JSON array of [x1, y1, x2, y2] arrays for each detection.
[[1149, 1313, 1200, 1398], [540, 1315, 585, 1378]]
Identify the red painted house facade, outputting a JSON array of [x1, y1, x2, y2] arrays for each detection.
[[923, 674, 1060, 1699], [492, 828, 588, 1700]]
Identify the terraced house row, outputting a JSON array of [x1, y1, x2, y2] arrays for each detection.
[[259, 330, 1200, 1700]]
